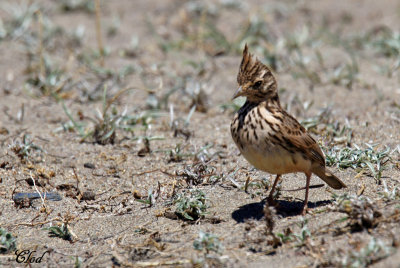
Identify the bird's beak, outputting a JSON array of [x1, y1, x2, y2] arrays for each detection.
[[232, 86, 243, 100]]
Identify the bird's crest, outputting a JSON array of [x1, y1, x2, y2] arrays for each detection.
[[237, 44, 275, 86]]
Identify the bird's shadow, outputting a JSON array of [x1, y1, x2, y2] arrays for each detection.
[[231, 199, 332, 223]]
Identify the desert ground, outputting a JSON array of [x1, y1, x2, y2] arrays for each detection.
[[0, 0, 400, 267]]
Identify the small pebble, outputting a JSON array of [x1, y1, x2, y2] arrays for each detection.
[[83, 163, 96, 169]]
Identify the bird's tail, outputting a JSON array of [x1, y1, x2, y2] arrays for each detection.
[[312, 167, 346, 189]]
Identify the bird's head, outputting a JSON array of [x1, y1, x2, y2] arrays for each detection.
[[233, 44, 279, 104]]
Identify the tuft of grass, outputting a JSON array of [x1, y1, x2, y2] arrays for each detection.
[[133, 188, 155, 207], [17, 9, 79, 99], [174, 189, 208, 221], [339, 238, 394, 267], [373, 30, 400, 58], [119, 35, 140, 58], [59, 0, 94, 13], [291, 219, 312, 248], [243, 176, 269, 195], [329, 60, 359, 89], [184, 80, 209, 113], [81, 52, 136, 82], [378, 180, 400, 201], [0, 1, 40, 40], [0, 227, 16, 253], [91, 87, 121, 144], [169, 104, 195, 140], [72, 256, 82, 268], [333, 194, 382, 231], [165, 143, 219, 163], [9, 134, 43, 161], [43, 224, 72, 241], [291, 55, 321, 90], [274, 218, 311, 247], [275, 228, 293, 244], [324, 143, 391, 182], [193, 231, 223, 254], [372, 30, 400, 77], [176, 162, 220, 186], [167, 143, 186, 163], [59, 86, 164, 144], [24, 54, 70, 98], [148, 4, 276, 59], [301, 107, 353, 146]]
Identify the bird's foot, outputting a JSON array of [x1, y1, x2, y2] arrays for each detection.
[[301, 204, 309, 215]]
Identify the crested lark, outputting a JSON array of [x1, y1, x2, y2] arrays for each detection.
[[231, 45, 346, 214]]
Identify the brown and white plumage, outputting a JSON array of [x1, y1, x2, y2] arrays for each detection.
[[231, 44, 346, 214]]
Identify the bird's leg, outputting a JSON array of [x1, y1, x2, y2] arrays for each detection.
[[267, 174, 281, 206], [302, 172, 311, 215]]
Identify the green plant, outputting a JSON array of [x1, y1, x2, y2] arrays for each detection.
[[78, 49, 135, 82], [340, 238, 394, 267], [174, 189, 208, 221], [9, 134, 43, 161], [379, 180, 400, 201], [372, 30, 400, 77], [169, 104, 196, 140], [275, 229, 292, 244], [165, 143, 218, 163], [43, 224, 72, 241], [133, 188, 155, 207], [59, 0, 94, 13], [72, 256, 82, 268], [329, 59, 359, 89], [0, 1, 40, 40], [176, 163, 220, 186], [193, 231, 223, 254], [59, 87, 164, 144], [333, 194, 382, 231], [0, 227, 16, 253], [301, 108, 353, 146], [373, 30, 400, 58], [292, 219, 311, 247], [324, 143, 391, 182], [274, 219, 311, 247]]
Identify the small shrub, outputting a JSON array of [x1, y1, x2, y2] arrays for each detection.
[[193, 231, 223, 254], [334, 194, 382, 231], [0, 227, 16, 253], [43, 224, 72, 241], [174, 189, 208, 221]]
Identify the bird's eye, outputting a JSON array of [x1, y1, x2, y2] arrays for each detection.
[[253, 81, 262, 89]]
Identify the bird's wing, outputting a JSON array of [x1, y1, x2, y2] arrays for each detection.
[[280, 111, 325, 166]]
